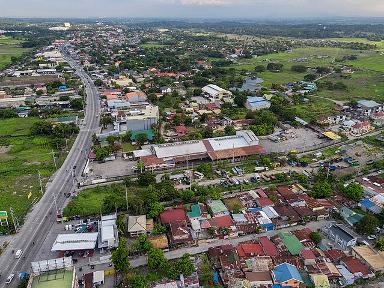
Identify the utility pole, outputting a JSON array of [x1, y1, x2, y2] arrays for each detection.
[[38, 170, 44, 195], [125, 185, 129, 212], [51, 149, 57, 169]]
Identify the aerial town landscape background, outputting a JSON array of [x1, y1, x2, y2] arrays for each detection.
[[0, 1, 384, 287]]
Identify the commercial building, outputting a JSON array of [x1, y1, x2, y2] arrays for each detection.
[[98, 214, 119, 250], [202, 84, 233, 103], [138, 130, 264, 170], [51, 233, 98, 252], [115, 104, 159, 132]]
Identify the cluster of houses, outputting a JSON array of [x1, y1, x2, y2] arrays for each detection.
[[318, 99, 384, 137], [126, 184, 335, 249], [206, 221, 384, 288]]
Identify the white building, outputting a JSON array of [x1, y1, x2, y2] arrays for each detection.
[[202, 84, 233, 103], [98, 214, 119, 250]]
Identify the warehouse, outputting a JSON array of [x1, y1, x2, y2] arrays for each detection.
[[51, 233, 98, 253], [138, 130, 265, 170]]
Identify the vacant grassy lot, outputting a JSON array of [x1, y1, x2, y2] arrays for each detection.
[[0, 36, 28, 69], [140, 42, 167, 49], [0, 117, 67, 224]]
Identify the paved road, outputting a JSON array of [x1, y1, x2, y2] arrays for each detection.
[[77, 220, 330, 275], [0, 46, 100, 287]]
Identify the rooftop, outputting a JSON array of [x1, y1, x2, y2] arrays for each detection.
[[51, 233, 98, 251], [31, 270, 73, 288], [278, 232, 304, 256]]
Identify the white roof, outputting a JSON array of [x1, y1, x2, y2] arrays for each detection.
[[132, 149, 152, 158], [153, 140, 207, 159], [128, 215, 147, 233], [262, 206, 279, 219], [208, 135, 249, 151], [190, 219, 201, 231], [101, 225, 115, 242], [93, 270, 105, 284], [202, 84, 227, 97], [51, 233, 98, 251]]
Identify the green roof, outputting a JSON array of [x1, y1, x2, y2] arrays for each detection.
[[0, 211, 7, 217], [348, 214, 364, 225], [208, 200, 228, 215], [187, 204, 201, 218], [31, 270, 73, 288], [131, 129, 154, 141], [278, 232, 304, 255]]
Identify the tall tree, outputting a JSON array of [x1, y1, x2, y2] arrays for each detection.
[[111, 238, 130, 274]]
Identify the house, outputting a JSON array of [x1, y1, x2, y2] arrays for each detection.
[[341, 256, 373, 279], [336, 264, 355, 286], [127, 215, 147, 237], [323, 224, 357, 250], [371, 111, 384, 126], [357, 100, 383, 116], [272, 263, 303, 288], [202, 84, 233, 103], [187, 203, 209, 221], [244, 271, 273, 287], [339, 206, 363, 226], [278, 232, 303, 256], [310, 274, 330, 288], [237, 243, 265, 259], [238, 78, 264, 93], [351, 245, 384, 272], [160, 86, 172, 94], [301, 249, 316, 266], [245, 96, 271, 111], [169, 221, 192, 246], [350, 121, 374, 136], [159, 207, 188, 225], [174, 125, 188, 137], [258, 236, 278, 257], [123, 90, 147, 103]]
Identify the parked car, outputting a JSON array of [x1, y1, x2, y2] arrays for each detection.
[[5, 274, 15, 284]]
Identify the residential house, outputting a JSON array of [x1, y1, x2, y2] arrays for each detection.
[[244, 271, 273, 288], [323, 224, 357, 250], [371, 111, 384, 126], [351, 121, 374, 136], [341, 256, 373, 279], [127, 215, 149, 237], [357, 100, 383, 116], [272, 263, 303, 288], [310, 274, 330, 288], [351, 245, 384, 272], [207, 200, 230, 217]]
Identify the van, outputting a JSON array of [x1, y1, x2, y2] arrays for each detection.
[[15, 249, 23, 259]]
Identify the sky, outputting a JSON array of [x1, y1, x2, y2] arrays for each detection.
[[1, 0, 384, 19]]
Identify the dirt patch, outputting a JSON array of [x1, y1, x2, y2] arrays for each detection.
[[0, 145, 12, 153]]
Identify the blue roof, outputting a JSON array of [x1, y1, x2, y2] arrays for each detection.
[[273, 263, 303, 283], [247, 96, 269, 103], [360, 199, 375, 209]]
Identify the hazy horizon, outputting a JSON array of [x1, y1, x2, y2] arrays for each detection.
[[1, 0, 384, 19]]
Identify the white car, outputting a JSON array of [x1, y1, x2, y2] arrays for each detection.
[[367, 235, 376, 240], [5, 273, 15, 284]]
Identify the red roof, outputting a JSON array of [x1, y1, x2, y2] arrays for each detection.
[[301, 249, 316, 260], [207, 145, 265, 161], [324, 249, 346, 261], [174, 125, 188, 135], [237, 243, 265, 258], [209, 215, 234, 228], [255, 188, 268, 198], [258, 236, 278, 257], [256, 198, 274, 208], [292, 228, 312, 241], [342, 256, 371, 276], [159, 207, 188, 224], [140, 155, 165, 167]]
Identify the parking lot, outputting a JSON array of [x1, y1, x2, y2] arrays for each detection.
[[259, 127, 329, 153], [88, 158, 137, 180]]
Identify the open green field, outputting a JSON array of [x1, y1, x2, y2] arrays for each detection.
[[0, 117, 67, 226], [0, 36, 28, 69], [229, 47, 362, 86]]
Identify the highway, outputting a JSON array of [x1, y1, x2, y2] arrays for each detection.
[[0, 45, 100, 287]]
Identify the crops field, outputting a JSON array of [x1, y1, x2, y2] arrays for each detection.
[[0, 36, 28, 69]]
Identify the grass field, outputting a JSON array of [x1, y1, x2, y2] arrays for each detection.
[[0, 117, 70, 226], [0, 36, 28, 69]]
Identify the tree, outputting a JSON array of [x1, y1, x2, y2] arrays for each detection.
[[304, 74, 317, 81], [343, 183, 364, 201], [147, 248, 168, 271], [311, 181, 332, 198], [111, 238, 130, 274], [234, 94, 247, 107], [136, 133, 148, 146], [310, 231, 322, 244], [200, 255, 212, 286], [95, 147, 110, 161], [101, 115, 113, 129], [355, 215, 379, 235], [128, 275, 147, 288], [121, 130, 132, 143], [138, 171, 156, 186], [106, 135, 119, 146], [267, 62, 283, 72], [291, 65, 307, 73], [224, 125, 236, 136], [152, 223, 167, 235], [70, 98, 84, 111], [133, 234, 153, 254], [148, 202, 164, 218], [0, 108, 18, 119], [31, 121, 54, 136], [197, 163, 213, 178], [254, 65, 265, 73], [94, 79, 103, 86], [376, 237, 384, 251], [178, 253, 195, 276]]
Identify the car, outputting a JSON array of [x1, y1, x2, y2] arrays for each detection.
[[5, 273, 15, 284], [367, 235, 376, 240], [15, 249, 23, 259]]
